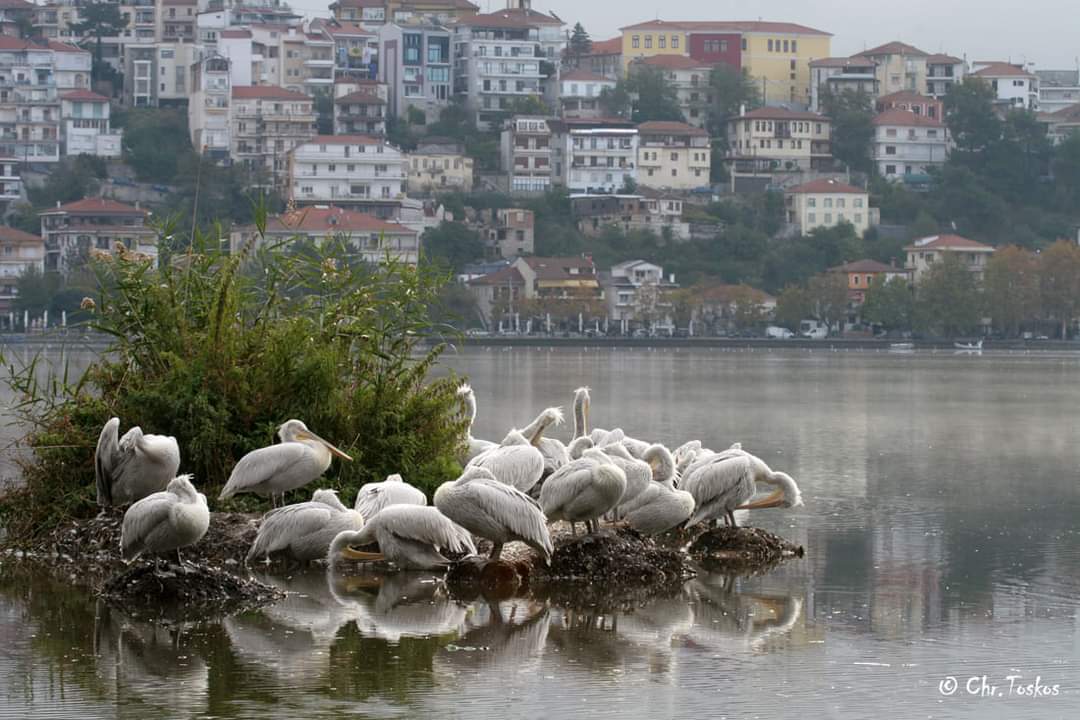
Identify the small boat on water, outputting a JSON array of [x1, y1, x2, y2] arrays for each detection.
[[889, 342, 915, 351], [954, 339, 984, 351]]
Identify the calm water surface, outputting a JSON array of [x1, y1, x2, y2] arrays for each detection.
[[2, 344, 1079, 718]]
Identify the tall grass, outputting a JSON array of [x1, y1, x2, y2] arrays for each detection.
[[2, 204, 467, 538]]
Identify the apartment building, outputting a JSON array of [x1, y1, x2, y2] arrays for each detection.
[[925, 54, 965, 98], [570, 192, 687, 239], [971, 62, 1039, 110], [604, 259, 676, 327], [726, 106, 832, 175], [500, 114, 553, 193], [38, 197, 157, 275], [60, 90, 122, 157], [0, 226, 43, 319], [452, 7, 564, 129], [572, 36, 622, 80], [406, 137, 473, 193], [557, 68, 614, 119], [334, 89, 386, 135], [872, 109, 949, 183], [636, 120, 710, 190], [288, 135, 406, 218], [1038, 70, 1080, 115], [784, 178, 871, 235], [378, 22, 452, 119], [558, 118, 638, 194], [230, 205, 421, 266], [160, 0, 198, 43], [862, 42, 928, 97], [467, 206, 533, 258], [0, 156, 20, 203], [636, 55, 716, 127], [123, 41, 198, 107], [188, 54, 232, 161], [0, 0, 33, 39], [876, 91, 943, 120], [809, 55, 877, 112], [231, 85, 316, 188], [330, 0, 478, 26], [619, 19, 831, 106], [905, 234, 994, 283], [315, 19, 378, 81]]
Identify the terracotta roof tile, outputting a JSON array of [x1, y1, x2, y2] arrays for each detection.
[[829, 259, 896, 273], [904, 234, 994, 251], [334, 90, 386, 104], [741, 106, 827, 121], [972, 62, 1035, 79], [637, 120, 709, 136], [0, 226, 42, 245], [619, 19, 830, 36], [925, 53, 963, 64], [61, 89, 109, 103], [42, 198, 148, 216], [862, 41, 928, 57], [468, 265, 525, 286], [266, 206, 413, 235], [873, 109, 944, 127], [585, 37, 622, 55]]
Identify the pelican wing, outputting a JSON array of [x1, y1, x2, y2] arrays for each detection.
[[465, 477, 551, 554], [354, 480, 427, 518], [248, 501, 344, 560], [374, 506, 477, 555], [538, 458, 595, 518], [470, 445, 544, 492], [221, 443, 310, 499], [95, 417, 121, 506], [685, 455, 754, 527], [120, 490, 173, 560]]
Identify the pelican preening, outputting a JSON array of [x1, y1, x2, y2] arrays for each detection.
[[683, 451, 803, 529], [467, 429, 545, 493], [219, 419, 352, 507], [354, 474, 427, 518], [95, 417, 180, 507], [246, 489, 364, 564], [521, 406, 570, 477], [328, 505, 476, 569], [623, 445, 695, 535], [120, 475, 209, 564], [540, 448, 627, 535]]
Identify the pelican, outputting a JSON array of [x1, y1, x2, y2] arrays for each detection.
[[683, 451, 802, 529], [673, 440, 703, 478], [434, 466, 553, 563], [571, 387, 590, 439], [246, 489, 364, 564], [599, 442, 651, 518], [353, 474, 427, 519], [95, 417, 180, 507], [467, 428, 545, 493], [568, 435, 593, 460], [328, 505, 476, 569], [457, 383, 497, 463], [623, 445, 695, 535], [520, 406, 569, 476], [120, 475, 209, 564], [219, 419, 352, 507], [540, 447, 626, 534], [621, 435, 652, 459]]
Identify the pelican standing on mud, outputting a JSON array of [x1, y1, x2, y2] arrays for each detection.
[[246, 489, 364, 564], [435, 466, 553, 563], [328, 505, 476, 570], [623, 445, 695, 535], [219, 420, 352, 507], [540, 447, 626, 535], [120, 475, 210, 565], [683, 451, 803, 529], [95, 417, 180, 507]]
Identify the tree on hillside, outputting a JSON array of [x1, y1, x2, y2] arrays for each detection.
[[806, 272, 850, 332], [73, 4, 127, 82], [914, 254, 982, 336], [861, 275, 914, 332], [421, 221, 485, 274], [705, 65, 761, 142], [598, 82, 633, 118], [984, 245, 1040, 337], [774, 284, 809, 330], [820, 87, 875, 173], [622, 65, 685, 123], [1039, 240, 1080, 339], [1052, 131, 1080, 206], [944, 78, 1001, 155], [567, 23, 592, 66]]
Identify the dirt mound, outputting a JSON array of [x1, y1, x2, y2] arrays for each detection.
[[102, 560, 282, 621], [688, 526, 804, 574]]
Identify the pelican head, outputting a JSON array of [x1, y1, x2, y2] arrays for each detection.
[[311, 488, 350, 511], [457, 465, 497, 483], [500, 429, 530, 446], [573, 387, 590, 438], [737, 471, 803, 510], [642, 444, 675, 484], [327, 528, 381, 564], [278, 419, 353, 461], [166, 474, 199, 501], [600, 442, 633, 460], [456, 383, 477, 424], [568, 435, 593, 459], [522, 407, 564, 447]]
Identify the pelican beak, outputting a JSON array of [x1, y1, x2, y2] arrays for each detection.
[[735, 489, 785, 510], [345, 577, 383, 591], [530, 432, 544, 448], [301, 430, 353, 461], [341, 546, 385, 562]]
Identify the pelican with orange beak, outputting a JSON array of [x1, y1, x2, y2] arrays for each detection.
[[220, 419, 353, 507], [683, 450, 802, 529]]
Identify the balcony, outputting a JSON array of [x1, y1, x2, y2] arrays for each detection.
[[304, 57, 335, 67], [304, 76, 334, 86]]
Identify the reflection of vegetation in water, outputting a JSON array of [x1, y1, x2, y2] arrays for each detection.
[[325, 624, 447, 705]]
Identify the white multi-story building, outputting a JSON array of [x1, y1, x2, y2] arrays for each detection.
[[288, 135, 406, 218], [905, 234, 994, 283], [1037, 70, 1080, 115], [231, 85, 316, 188], [809, 55, 877, 112], [925, 54, 965, 98], [188, 54, 232, 162], [500, 114, 553, 193], [378, 21, 452, 120], [334, 89, 386, 135], [38, 197, 158, 275], [0, 225, 44, 320], [558, 68, 614, 119], [604, 259, 675, 327], [60, 90, 121, 157], [452, 7, 564, 130], [726, 106, 832, 177], [0, 156, 20, 203], [559, 119, 638, 194], [872, 108, 949, 184], [970, 62, 1039, 110]]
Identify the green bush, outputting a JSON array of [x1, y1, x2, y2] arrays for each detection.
[[2, 205, 468, 538]]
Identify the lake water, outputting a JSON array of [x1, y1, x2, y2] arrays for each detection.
[[2, 344, 1079, 718]]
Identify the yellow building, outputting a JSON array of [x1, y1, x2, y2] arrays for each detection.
[[637, 121, 711, 190], [619, 20, 831, 106], [784, 178, 871, 236]]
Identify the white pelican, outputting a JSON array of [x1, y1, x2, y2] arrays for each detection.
[[683, 451, 802, 529], [623, 445, 695, 535], [219, 419, 352, 506], [467, 428, 545, 493], [353, 473, 427, 518], [246, 489, 364, 564], [328, 505, 476, 569], [568, 435, 593, 460], [434, 466, 553, 563], [621, 435, 652, 459], [457, 383, 497, 463], [540, 447, 626, 534], [95, 417, 180, 507], [571, 387, 590, 439], [598, 442, 651, 517], [521, 406, 569, 476], [120, 475, 209, 564], [673, 440, 703, 478]]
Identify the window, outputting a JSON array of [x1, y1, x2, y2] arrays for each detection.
[[670, 152, 678, 161], [783, 40, 789, 52], [768, 39, 773, 51], [855, 213, 863, 224], [790, 59, 796, 70], [885, 164, 896, 175], [854, 198, 864, 208], [672, 35, 679, 49], [741, 38, 747, 50], [886, 146, 896, 155], [644, 35, 652, 49], [807, 198, 816, 207], [824, 198, 833, 208], [632, 35, 640, 49], [792, 40, 797, 52], [658, 35, 665, 49], [808, 212, 816, 223], [927, 129, 938, 138], [824, 213, 832, 224], [886, 128, 897, 137], [837, 198, 845, 208]]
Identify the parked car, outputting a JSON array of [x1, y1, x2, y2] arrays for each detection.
[[765, 326, 795, 339]]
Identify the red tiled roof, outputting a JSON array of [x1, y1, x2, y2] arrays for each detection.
[[862, 41, 927, 57], [904, 234, 994, 251], [319, 21, 375, 37], [42, 198, 147, 216], [1047, 103, 1080, 121], [61, 89, 109, 103], [456, 8, 563, 29], [0, 36, 40, 50], [0, 226, 42, 245], [809, 55, 874, 68], [468, 265, 525, 287], [829, 259, 896, 273], [620, 19, 830, 36], [232, 85, 310, 100], [637, 120, 709, 137], [972, 62, 1035, 79], [520, 256, 596, 281], [786, 178, 866, 194], [220, 29, 253, 39], [741, 106, 827, 121], [586, 37, 622, 56], [560, 68, 614, 83], [873, 109, 944, 127], [46, 41, 87, 54], [639, 54, 714, 70], [925, 53, 963, 64], [266, 206, 413, 235], [334, 90, 386, 105]]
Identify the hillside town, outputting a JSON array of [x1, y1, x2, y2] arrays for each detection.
[[2, 0, 1080, 339]]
